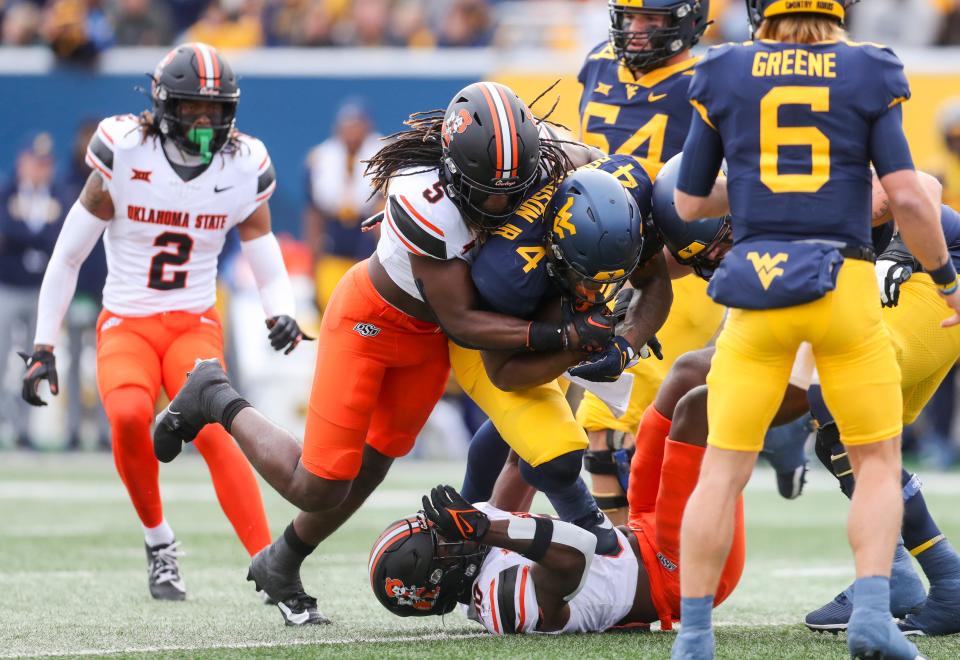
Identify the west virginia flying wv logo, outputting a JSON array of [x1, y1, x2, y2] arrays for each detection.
[[441, 109, 473, 147], [746, 252, 789, 290], [553, 196, 577, 239]]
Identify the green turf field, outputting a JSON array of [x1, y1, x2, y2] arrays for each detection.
[[3, 452, 960, 659]]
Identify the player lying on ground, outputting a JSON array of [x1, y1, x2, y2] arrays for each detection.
[[644, 155, 960, 637], [369, 426, 743, 634], [20, 43, 309, 601], [151, 83, 659, 625]]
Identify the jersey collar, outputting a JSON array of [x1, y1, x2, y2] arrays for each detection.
[[617, 56, 699, 88]]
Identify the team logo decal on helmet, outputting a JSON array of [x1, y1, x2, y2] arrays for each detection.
[[383, 578, 441, 611], [441, 109, 474, 147]]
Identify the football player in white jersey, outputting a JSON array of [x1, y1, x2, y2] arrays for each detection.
[[152, 82, 630, 624], [20, 43, 308, 601]]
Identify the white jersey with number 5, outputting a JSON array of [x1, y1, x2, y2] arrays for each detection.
[[85, 114, 276, 316]]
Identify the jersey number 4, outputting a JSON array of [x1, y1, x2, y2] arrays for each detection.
[[148, 232, 194, 291], [580, 102, 669, 178], [759, 86, 830, 194]]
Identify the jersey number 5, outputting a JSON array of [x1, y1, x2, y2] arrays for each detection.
[[148, 232, 194, 290], [759, 86, 831, 194], [581, 101, 669, 178]]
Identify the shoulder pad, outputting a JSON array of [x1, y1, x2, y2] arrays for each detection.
[[384, 170, 473, 260], [587, 40, 616, 62], [476, 563, 539, 635], [233, 134, 276, 199], [859, 44, 910, 110], [85, 115, 140, 181]]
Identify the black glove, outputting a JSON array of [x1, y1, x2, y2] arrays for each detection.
[[641, 334, 664, 360], [421, 484, 490, 542], [569, 336, 635, 382], [266, 315, 314, 354], [611, 287, 634, 324], [565, 303, 614, 353], [19, 349, 58, 407]]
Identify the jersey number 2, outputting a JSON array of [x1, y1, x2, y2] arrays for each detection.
[[148, 232, 194, 290], [759, 86, 831, 193]]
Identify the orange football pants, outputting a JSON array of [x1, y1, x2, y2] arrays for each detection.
[[96, 307, 270, 555], [628, 405, 745, 630], [301, 260, 451, 480]]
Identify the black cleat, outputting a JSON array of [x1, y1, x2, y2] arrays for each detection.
[[153, 358, 227, 463], [247, 546, 330, 625], [146, 541, 186, 601]]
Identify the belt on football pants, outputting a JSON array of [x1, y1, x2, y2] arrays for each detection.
[[840, 245, 877, 263]]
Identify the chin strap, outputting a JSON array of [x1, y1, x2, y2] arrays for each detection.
[[188, 126, 215, 164]]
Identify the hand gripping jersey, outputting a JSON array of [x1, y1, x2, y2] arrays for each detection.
[[461, 503, 639, 634], [376, 168, 477, 300], [470, 154, 659, 318], [85, 114, 276, 316], [688, 40, 911, 248], [578, 41, 699, 180]]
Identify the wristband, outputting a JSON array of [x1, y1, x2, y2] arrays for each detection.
[[526, 322, 566, 352], [927, 261, 958, 287], [939, 279, 959, 296], [221, 398, 252, 433]]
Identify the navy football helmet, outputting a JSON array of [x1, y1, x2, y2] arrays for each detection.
[[652, 153, 731, 281], [369, 515, 486, 618], [545, 168, 644, 305], [746, 0, 854, 31], [609, 0, 709, 73]]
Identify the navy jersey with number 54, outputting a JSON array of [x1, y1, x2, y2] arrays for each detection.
[[578, 41, 698, 180], [471, 154, 657, 318], [688, 40, 911, 248]]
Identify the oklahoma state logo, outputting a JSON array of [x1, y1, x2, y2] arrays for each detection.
[[746, 251, 788, 290], [354, 322, 381, 337], [441, 109, 473, 147]]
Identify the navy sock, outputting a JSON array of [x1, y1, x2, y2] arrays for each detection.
[[679, 595, 714, 631], [807, 385, 834, 426], [901, 471, 945, 554], [852, 576, 890, 613], [460, 419, 510, 503], [914, 539, 960, 584], [518, 452, 591, 522]]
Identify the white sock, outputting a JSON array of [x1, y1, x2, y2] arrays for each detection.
[[143, 520, 175, 547]]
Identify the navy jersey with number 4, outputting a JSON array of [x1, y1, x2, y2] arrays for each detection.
[[578, 41, 698, 180], [471, 154, 657, 318], [687, 40, 911, 248]]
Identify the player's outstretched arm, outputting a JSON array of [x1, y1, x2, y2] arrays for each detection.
[[620, 252, 673, 352], [23, 171, 112, 406], [238, 204, 312, 354]]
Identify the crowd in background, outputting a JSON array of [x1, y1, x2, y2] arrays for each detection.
[[2, 0, 960, 62]]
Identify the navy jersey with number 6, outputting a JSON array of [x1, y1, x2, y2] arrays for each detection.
[[578, 42, 698, 180], [687, 40, 911, 248], [471, 154, 657, 318]]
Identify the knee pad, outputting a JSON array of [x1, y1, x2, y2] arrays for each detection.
[[814, 422, 855, 498], [583, 430, 634, 498], [519, 451, 583, 493]]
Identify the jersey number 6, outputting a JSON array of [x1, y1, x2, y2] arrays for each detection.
[[148, 232, 194, 291], [759, 86, 831, 194]]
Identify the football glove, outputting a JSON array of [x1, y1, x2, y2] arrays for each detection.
[[565, 301, 614, 353], [19, 349, 58, 407], [569, 336, 635, 383], [421, 484, 490, 542], [266, 315, 314, 355], [639, 334, 663, 360], [611, 287, 634, 324], [876, 259, 913, 308]]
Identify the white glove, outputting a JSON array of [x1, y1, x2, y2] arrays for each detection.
[[875, 259, 913, 308]]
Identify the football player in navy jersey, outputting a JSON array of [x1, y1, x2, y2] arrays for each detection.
[[671, 2, 960, 658], [575, 1, 729, 525]]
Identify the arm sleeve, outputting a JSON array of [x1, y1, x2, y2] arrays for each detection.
[[33, 201, 108, 346], [676, 113, 725, 197], [240, 232, 296, 319], [869, 105, 914, 178]]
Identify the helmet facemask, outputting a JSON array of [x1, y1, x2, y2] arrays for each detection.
[[610, 5, 688, 73], [155, 90, 238, 164], [546, 237, 634, 306], [673, 217, 732, 280], [442, 154, 540, 233]]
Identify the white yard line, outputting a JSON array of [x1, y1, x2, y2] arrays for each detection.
[[4, 632, 489, 659]]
